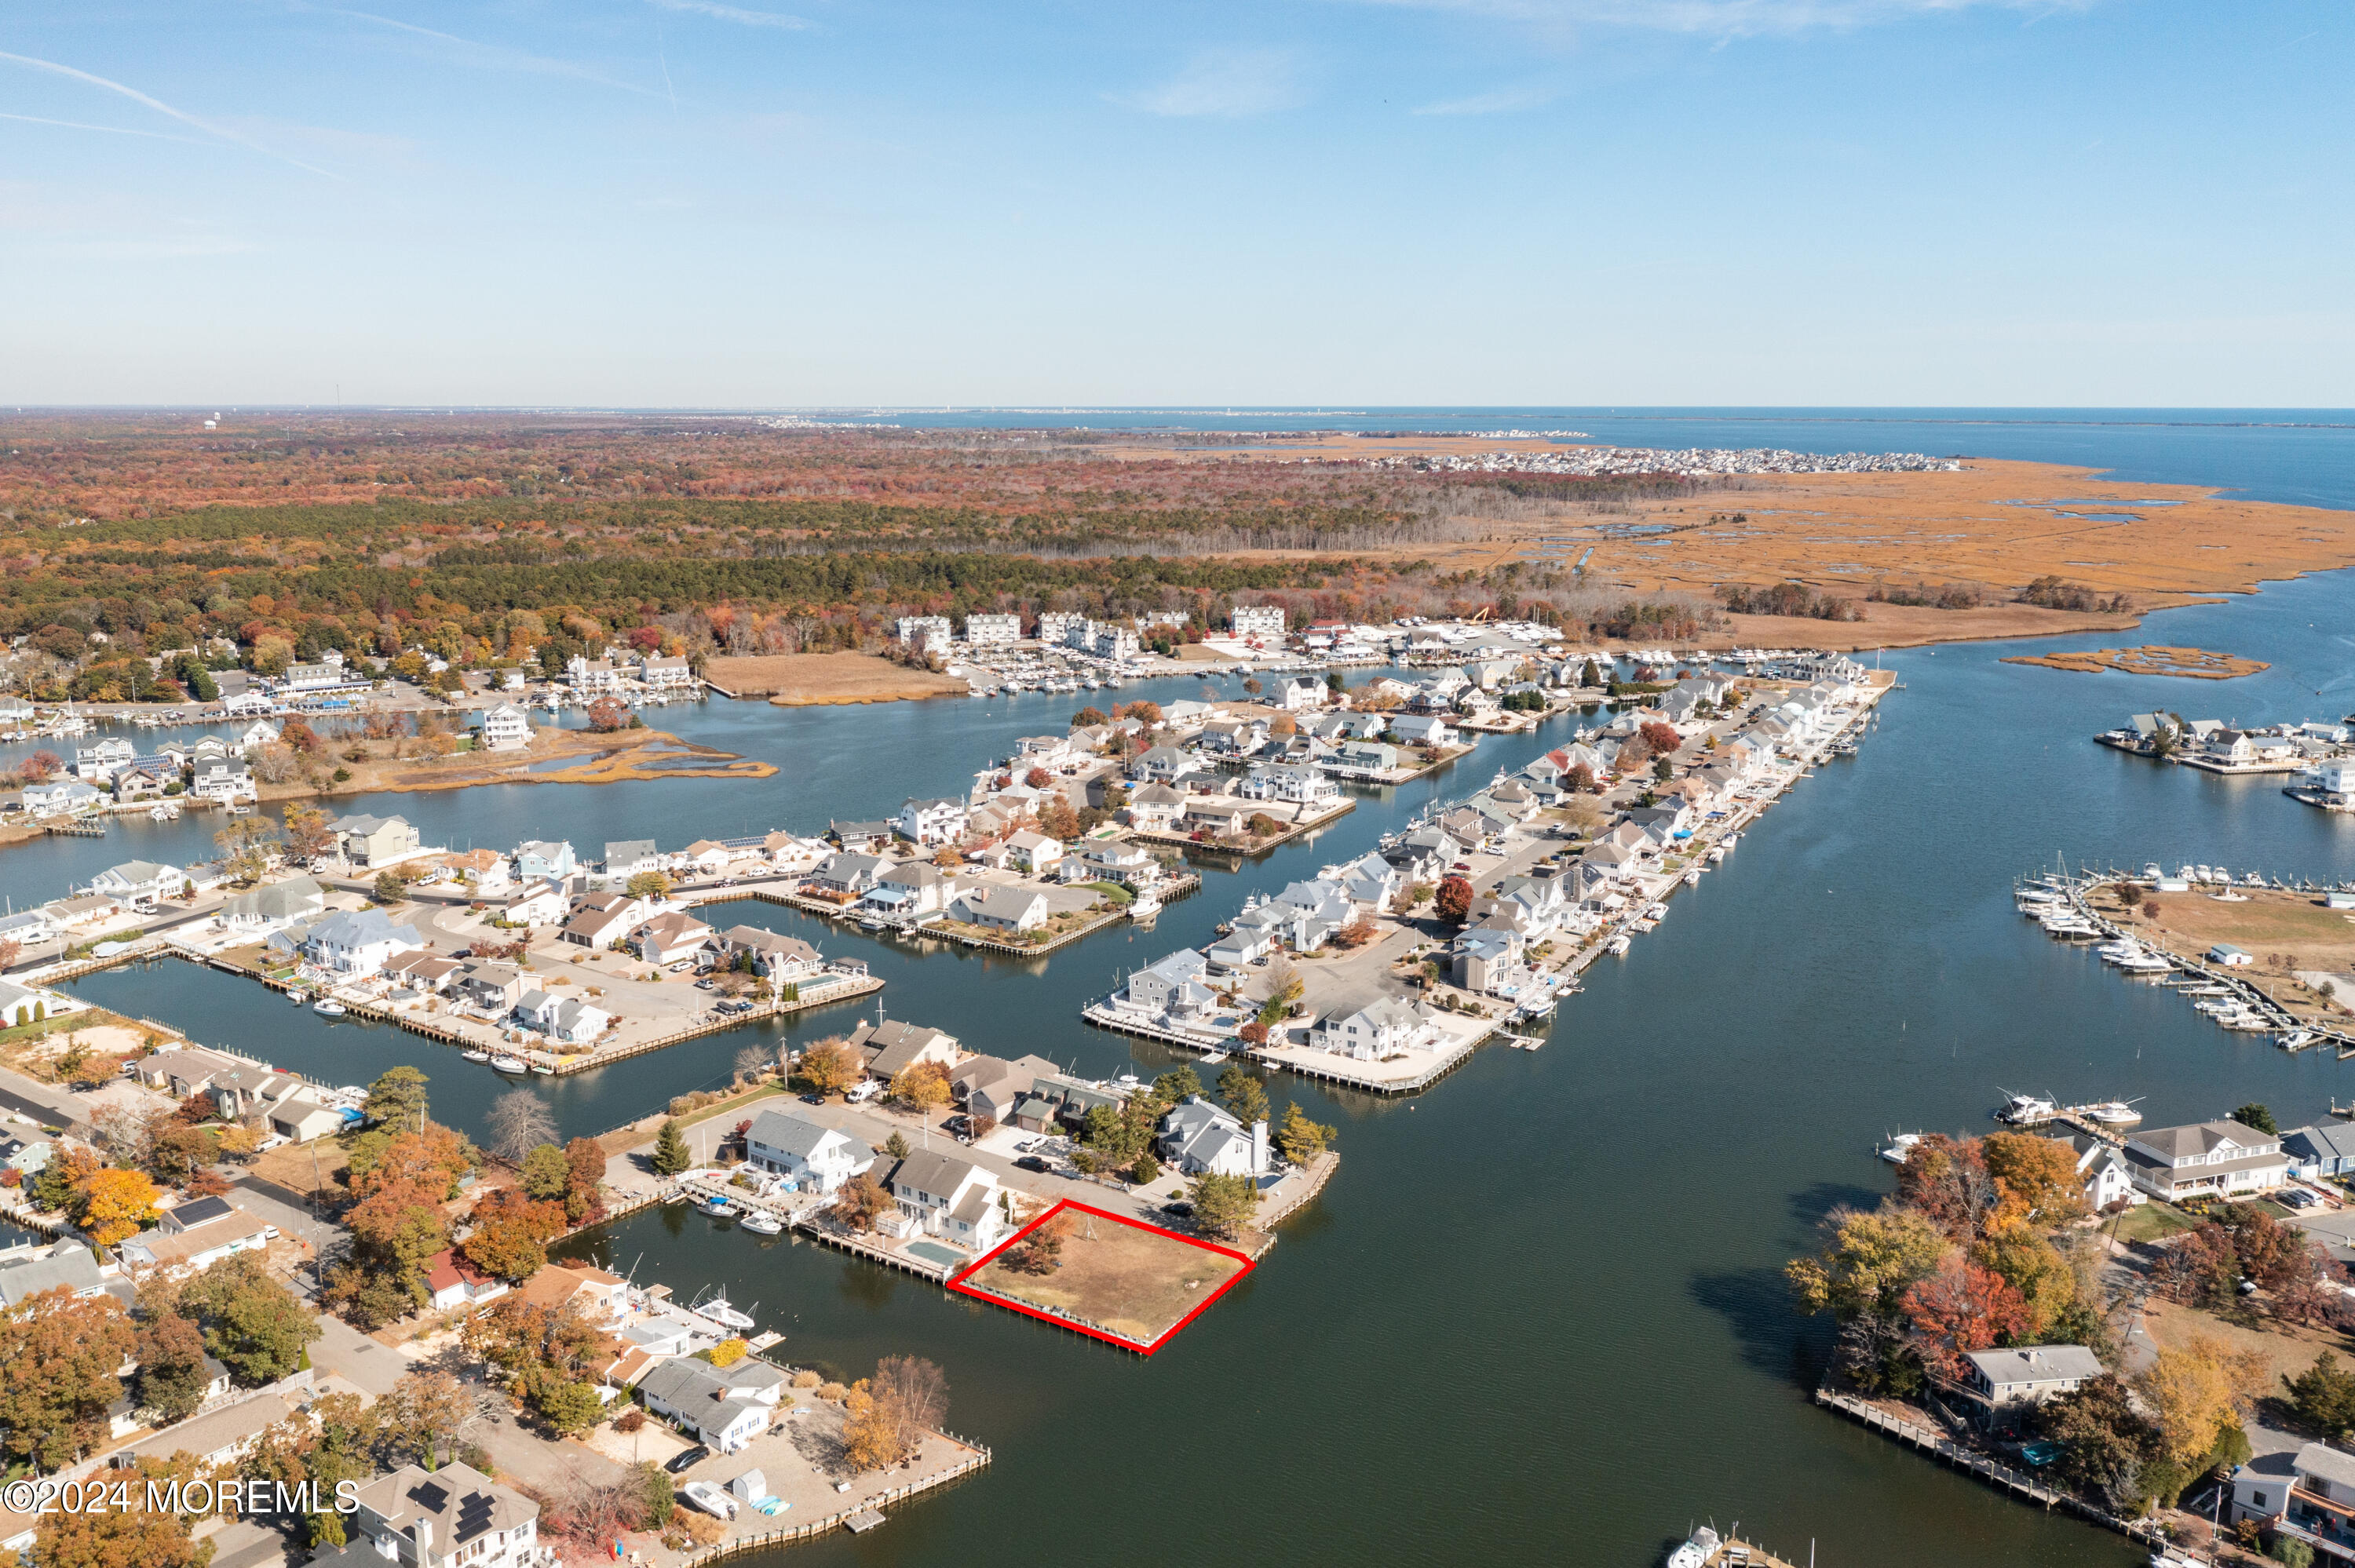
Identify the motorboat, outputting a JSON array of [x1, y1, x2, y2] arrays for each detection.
[[1606, 935, 1632, 957], [530, 1063, 555, 1076], [462, 1049, 491, 1063], [1665, 1527, 1722, 1568], [2280, 1030, 2318, 1052], [701, 1198, 733, 1217], [1682, 868, 1701, 887], [312, 999, 346, 1016], [1879, 1132, 1923, 1165], [740, 1211, 784, 1236], [680, 1482, 737, 1520], [491, 1055, 528, 1074], [1998, 1092, 2057, 1125], [148, 804, 177, 822], [2080, 1099, 2144, 1125], [690, 1288, 757, 1331]]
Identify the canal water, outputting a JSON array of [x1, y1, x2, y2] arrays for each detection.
[[29, 421, 2355, 1565]]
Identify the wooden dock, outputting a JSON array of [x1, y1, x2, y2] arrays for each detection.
[[1705, 1537, 1803, 1568]]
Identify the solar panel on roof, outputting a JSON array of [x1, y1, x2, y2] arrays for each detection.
[[455, 1492, 495, 1542]]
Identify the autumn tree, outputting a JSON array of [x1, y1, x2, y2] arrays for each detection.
[[1006, 1210, 1071, 1275], [1433, 875, 1473, 924], [1638, 720, 1683, 758], [831, 1173, 892, 1232], [1982, 1131, 2091, 1231], [77, 1165, 161, 1245], [842, 1355, 948, 1471], [586, 695, 629, 732], [134, 1309, 213, 1424], [798, 1037, 864, 1095], [563, 1136, 608, 1223], [2035, 1374, 2158, 1504], [1787, 1205, 1952, 1321], [0, 1286, 137, 1469], [2135, 1333, 2266, 1471], [1894, 1133, 1999, 1242], [1900, 1253, 2030, 1382], [283, 801, 338, 860], [181, 1253, 321, 1384], [626, 870, 671, 899], [363, 1065, 431, 1132], [521, 1143, 571, 1201], [37, 1453, 210, 1568], [889, 1060, 951, 1110]]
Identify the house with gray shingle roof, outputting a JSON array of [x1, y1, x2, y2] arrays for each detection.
[[744, 1109, 873, 1194]]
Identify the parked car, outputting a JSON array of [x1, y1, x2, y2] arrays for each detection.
[[1162, 1201, 1194, 1218], [800, 1092, 827, 1107], [1014, 1157, 1050, 1174], [664, 1445, 710, 1475], [695, 979, 717, 992]]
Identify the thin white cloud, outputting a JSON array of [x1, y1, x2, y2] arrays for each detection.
[[1118, 49, 1305, 118], [312, 6, 667, 97], [1413, 84, 1555, 114], [0, 50, 336, 174], [1348, 0, 2088, 37], [647, 0, 815, 31], [0, 111, 206, 144]]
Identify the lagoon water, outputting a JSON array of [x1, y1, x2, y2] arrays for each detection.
[[29, 414, 2355, 1564]]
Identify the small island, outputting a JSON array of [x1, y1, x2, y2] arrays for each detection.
[[2002, 645, 2269, 680]]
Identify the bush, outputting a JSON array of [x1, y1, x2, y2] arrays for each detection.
[[615, 1407, 645, 1434], [817, 1381, 846, 1402], [792, 1369, 821, 1389]]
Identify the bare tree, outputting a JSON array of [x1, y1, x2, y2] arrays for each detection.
[[485, 1088, 557, 1165], [734, 1045, 772, 1085], [873, 1355, 948, 1450]]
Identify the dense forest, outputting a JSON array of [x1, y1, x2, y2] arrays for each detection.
[[0, 413, 1722, 698]]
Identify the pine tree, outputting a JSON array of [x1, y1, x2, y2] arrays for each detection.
[[651, 1120, 692, 1176]]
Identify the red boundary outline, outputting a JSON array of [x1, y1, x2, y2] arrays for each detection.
[[944, 1200, 1256, 1355]]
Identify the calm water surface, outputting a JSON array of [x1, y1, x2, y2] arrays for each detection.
[[31, 418, 2355, 1565]]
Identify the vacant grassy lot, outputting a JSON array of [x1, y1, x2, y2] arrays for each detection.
[[704, 652, 966, 705], [963, 1208, 1247, 1346], [2096, 886, 2355, 975]]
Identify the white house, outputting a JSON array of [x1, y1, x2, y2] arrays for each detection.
[[896, 797, 969, 846], [0, 981, 86, 1030], [480, 704, 534, 752], [955, 885, 1050, 934], [565, 655, 624, 694], [90, 859, 187, 907], [2122, 1118, 2287, 1203], [336, 1462, 541, 1568], [1311, 996, 1441, 1060], [876, 1150, 1007, 1250], [22, 779, 104, 816], [634, 1357, 785, 1453], [1230, 605, 1287, 640], [1005, 830, 1064, 875], [639, 655, 694, 689], [964, 613, 1021, 646], [517, 990, 612, 1045], [1240, 762, 1341, 807], [744, 1109, 874, 1194], [302, 908, 424, 977], [190, 758, 256, 803], [1955, 1344, 2105, 1430], [1157, 1096, 1270, 1178]]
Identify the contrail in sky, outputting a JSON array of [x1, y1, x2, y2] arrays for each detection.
[[0, 49, 337, 174]]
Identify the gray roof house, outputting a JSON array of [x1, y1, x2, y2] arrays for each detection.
[[635, 1355, 784, 1453], [0, 1243, 105, 1306], [1955, 1344, 2105, 1429]]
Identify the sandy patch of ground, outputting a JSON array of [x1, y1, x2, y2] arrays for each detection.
[[2003, 645, 2269, 679], [254, 726, 769, 802], [253, 1133, 350, 1196], [703, 652, 967, 705], [958, 1205, 1247, 1346]]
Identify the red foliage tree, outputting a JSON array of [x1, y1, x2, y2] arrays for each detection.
[[585, 696, 628, 732], [279, 719, 321, 753], [21, 750, 63, 782], [1565, 762, 1597, 794], [1433, 875, 1474, 924], [1894, 1133, 1999, 1242], [626, 626, 664, 652], [1638, 721, 1683, 758], [1901, 1253, 2030, 1380], [1024, 767, 1053, 789]]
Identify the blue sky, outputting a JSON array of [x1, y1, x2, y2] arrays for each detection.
[[3, 0, 2350, 406]]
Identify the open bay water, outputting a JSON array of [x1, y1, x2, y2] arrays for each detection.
[[20, 414, 2355, 1563]]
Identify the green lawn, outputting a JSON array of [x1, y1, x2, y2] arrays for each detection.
[[2112, 1203, 2202, 1244]]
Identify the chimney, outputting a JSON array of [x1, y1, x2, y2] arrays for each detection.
[[1251, 1118, 1269, 1176], [411, 1519, 433, 1566]]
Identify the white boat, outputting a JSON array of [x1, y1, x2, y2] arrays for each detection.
[[491, 1055, 528, 1074], [312, 999, 345, 1016], [1665, 1527, 1722, 1568], [148, 804, 177, 822], [2280, 1030, 2317, 1052], [680, 1482, 736, 1520], [1999, 1092, 2057, 1125], [462, 1049, 491, 1063], [2080, 1099, 2143, 1125], [1682, 868, 1701, 887], [1878, 1132, 1922, 1165], [690, 1288, 756, 1331], [1127, 892, 1162, 923], [1607, 935, 1632, 957], [287, 989, 309, 1005], [740, 1212, 783, 1236]]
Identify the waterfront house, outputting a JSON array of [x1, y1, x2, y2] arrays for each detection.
[[1156, 1096, 1269, 1178], [2232, 1443, 2355, 1557], [514, 839, 577, 881], [1389, 714, 1455, 749], [267, 1085, 351, 1143], [110, 757, 179, 801], [1075, 841, 1159, 887], [496, 880, 570, 927], [1127, 746, 1207, 786], [1181, 797, 1258, 837], [191, 758, 256, 804], [1240, 762, 1341, 807], [895, 797, 969, 846], [1125, 782, 1188, 832], [235, 719, 281, 754], [566, 655, 623, 694], [1276, 676, 1326, 711], [134, 1044, 246, 1099], [1121, 949, 1218, 1025], [636, 911, 714, 965], [480, 703, 533, 752], [829, 820, 895, 853], [91, 859, 186, 907], [635, 1357, 783, 1453], [200, 1064, 302, 1120], [847, 1019, 962, 1080], [743, 1109, 874, 1194], [74, 737, 137, 781], [303, 909, 424, 977], [376, 933, 451, 982], [2052, 1132, 2141, 1210], [517, 990, 610, 1045], [22, 779, 104, 816], [317, 1461, 541, 1568], [332, 813, 423, 869], [1312, 997, 1442, 1061], [874, 1150, 1006, 1250], [867, 860, 958, 917], [425, 1248, 509, 1311], [455, 961, 528, 1014], [1453, 925, 1525, 993], [639, 655, 694, 689], [704, 926, 826, 982], [2284, 1123, 2355, 1180], [604, 840, 663, 879], [2123, 1118, 2287, 1202], [0, 981, 83, 1030], [952, 1055, 1060, 1124], [955, 885, 1050, 934], [811, 852, 887, 899], [1954, 1345, 2103, 1431]]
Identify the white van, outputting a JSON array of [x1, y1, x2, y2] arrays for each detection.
[[844, 1078, 883, 1104]]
